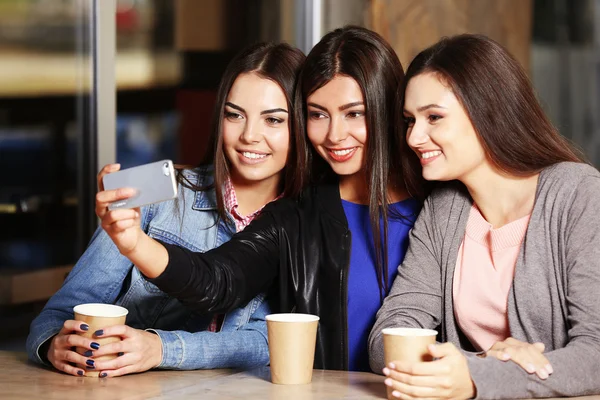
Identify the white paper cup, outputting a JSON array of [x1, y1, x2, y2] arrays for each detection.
[[73, 303, 129, 377], [382, 328, 438, 400], [266, 313, 319, 385]]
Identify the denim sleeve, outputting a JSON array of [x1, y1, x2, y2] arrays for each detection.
[[148, 297, 270, 370], [26, 207, 153, 366]]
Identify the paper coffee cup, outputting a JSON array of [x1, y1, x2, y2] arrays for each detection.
[[382, 328, 437, 400], [266, 313, 319, 385], [73, 303, 128, 377]]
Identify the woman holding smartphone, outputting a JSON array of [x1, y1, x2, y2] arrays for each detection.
[[96, 26, 422, 373], [369, 34, 600, 399], [26, 42, 305, 377]]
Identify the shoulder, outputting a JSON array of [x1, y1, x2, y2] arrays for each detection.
[[150, 164, 219, 214], [176, 165, 217, 199], [258, 187, 314, 224], [538, 162, 600, 203], [541, 162, 600, 184], [261, 196, 300, 215], [178, 165, 215, 189]]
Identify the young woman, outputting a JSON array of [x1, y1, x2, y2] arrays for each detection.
[[26, 42, 305, 378], [369, 34, 600, 399], [96, 26, 422, 372]]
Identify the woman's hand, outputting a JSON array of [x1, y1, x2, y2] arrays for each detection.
[[47, 320, 102, 376], [96, 164, 143, 255], [383, 343, 475, 400], [485, 337, 552, 379], [88, 325, 163, 378]]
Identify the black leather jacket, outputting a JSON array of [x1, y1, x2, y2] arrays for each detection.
[[150, 179, 352, 370]]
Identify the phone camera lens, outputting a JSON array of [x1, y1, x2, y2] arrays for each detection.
[[163, 162, 170, 176]]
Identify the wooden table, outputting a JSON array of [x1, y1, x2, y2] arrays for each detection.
[[0, 351, 385, 399], [1, 351, 599, 400]]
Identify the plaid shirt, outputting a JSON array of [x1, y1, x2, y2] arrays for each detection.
[[223, 178, 265, 233], [207, 178, 281, 332]]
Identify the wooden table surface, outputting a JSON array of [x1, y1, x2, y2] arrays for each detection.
[[0, 351, 385, 399], [1, 351, 599, 400]]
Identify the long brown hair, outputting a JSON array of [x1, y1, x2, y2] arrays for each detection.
[[295, 26, 410, 301], [402, 34, 584, 194], [178, 42, 306, 219]]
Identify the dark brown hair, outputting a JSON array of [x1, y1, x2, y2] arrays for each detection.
[[178, 42, 306, 219], [402, 33, 584, 194], [295, 26, 409, 300]]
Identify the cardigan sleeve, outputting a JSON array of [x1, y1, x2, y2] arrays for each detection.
[[468, 174, 600, 399], [368, 194, 443, 373]]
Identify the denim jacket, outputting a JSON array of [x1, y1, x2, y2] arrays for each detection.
[[26, 166, 270, 370]]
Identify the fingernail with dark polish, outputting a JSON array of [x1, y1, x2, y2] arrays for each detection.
[[80, 324, 89, 331], [94, 329, 104, 336], [86, 359, 95, 367], [77, 370, 84, 376], [83, 350, 93, 357], [86, 365, 95, 370], [90, 342, 100, 350], [100, 372, 107, 378], [118, 352, 124, 357]]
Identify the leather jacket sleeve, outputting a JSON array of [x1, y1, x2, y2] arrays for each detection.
[[148, 207, 282, 314]]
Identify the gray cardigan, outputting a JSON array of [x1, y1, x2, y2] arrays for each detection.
[[369, 162, 600, 399]]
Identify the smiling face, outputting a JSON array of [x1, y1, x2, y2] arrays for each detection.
[[222, 72, 290, 187], [306, 75, 367, 178], [403, 72, 488, 182]]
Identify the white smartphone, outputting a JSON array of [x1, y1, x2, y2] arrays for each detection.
[[102, 160, 178, 210]]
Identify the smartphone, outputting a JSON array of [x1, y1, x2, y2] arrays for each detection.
[[102, 160, 178, 210]]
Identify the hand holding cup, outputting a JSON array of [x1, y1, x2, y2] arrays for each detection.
[[72, 303, 128, 377]]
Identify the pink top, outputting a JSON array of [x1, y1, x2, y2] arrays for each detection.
[[452, 205, 530, 351]]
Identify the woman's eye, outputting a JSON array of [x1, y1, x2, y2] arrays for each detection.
[[403, 116, 415, 126], [309, 111, 327, 120], [428, 114, 442, 123], [266, 117, 284, 125], [347, 111, 364, 119], [225, 111, 243, 120]]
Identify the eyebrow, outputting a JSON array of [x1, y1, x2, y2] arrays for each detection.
[[416, 104, 447, 112], [225, 102, 288, 115], [261, 108, 288, 115], [307, 101, 364, 112], [225, 102, 244, 113]]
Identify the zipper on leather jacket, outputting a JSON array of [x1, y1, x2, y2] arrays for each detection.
[[340, 229, 351, 370]]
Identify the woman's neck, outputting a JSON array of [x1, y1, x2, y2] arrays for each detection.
[[461, 164, 539, 228], [339, 171, 408, 205], [230, 174, 281, 216]]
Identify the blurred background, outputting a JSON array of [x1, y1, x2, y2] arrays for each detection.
[[0, 0, 597, 349]]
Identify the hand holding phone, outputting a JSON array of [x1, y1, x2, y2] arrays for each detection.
[[102, 160, 178, 210]]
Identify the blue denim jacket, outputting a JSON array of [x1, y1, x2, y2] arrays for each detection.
[[26, 166, 270, 370]]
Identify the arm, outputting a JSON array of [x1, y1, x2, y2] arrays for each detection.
[[26, 206, 151, 366], [97, 167, 285, 315], [466, 175, 600, 399], [147, 209, 282, 314], [149, 295, 271, 370], [368, 196, 443, 373]]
